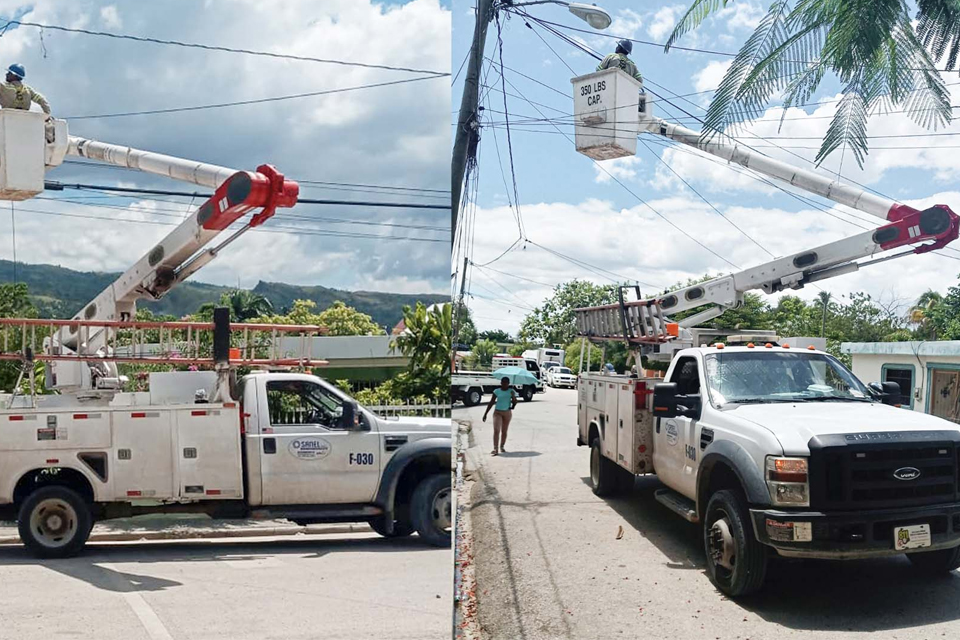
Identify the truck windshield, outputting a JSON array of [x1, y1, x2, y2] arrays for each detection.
[[703, 351, 873, 406]]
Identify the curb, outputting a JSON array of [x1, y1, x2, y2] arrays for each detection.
[[0, 523, 371, 545]]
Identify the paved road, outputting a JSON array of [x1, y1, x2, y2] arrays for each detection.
[[0, 532, 451, 640], [458, 386, 960, 640]]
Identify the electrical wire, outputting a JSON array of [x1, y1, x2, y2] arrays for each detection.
[[61, 75, 444, 120], [46, 182, 449, 210], [0, 19, 448, 76]]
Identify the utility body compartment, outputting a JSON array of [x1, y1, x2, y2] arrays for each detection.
[[578, 372, 655, 475]]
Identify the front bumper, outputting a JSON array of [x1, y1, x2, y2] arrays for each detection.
[[750, 502, 960, 559]]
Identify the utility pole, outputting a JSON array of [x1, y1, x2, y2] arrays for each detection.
[[451, 0, 494, 243], [453, 256, 470, 345]]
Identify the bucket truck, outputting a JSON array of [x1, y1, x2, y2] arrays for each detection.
[[570, 69, 960, 597], [0, 110, 450, 557]]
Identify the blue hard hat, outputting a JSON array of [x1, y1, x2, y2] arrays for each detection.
[[616, 39, 633, 55], [7, 63, 24, 79]]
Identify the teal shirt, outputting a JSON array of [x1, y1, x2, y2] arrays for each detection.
[[493, 388, 515, 411]]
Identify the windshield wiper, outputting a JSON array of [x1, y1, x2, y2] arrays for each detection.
[[793, 395, 872, 403], [726, 397, 801, 405]]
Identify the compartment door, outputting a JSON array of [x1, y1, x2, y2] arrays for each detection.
[[602, 380, 619, 461], [112, 410, 175, 500], [617, 383, 634, 472], [176, 407, 244, 500]]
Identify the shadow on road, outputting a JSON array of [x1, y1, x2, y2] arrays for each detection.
[[497, 451, 541, 458], [588, 474, 960, 632], [0, 536, 442, 593]]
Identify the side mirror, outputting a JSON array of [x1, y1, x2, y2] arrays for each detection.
[[339, 400, 361, 430], [652, 382, 702, 419], [870, 381, 901, 406]]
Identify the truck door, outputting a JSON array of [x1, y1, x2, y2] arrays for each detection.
[[254, 378, 381, 505], [654, 356, 701, 498]]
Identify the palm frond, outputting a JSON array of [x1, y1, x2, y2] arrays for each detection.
[[699, 0, 792, 142], [916, 0, 960, 72], [664, 0, 731, 51]]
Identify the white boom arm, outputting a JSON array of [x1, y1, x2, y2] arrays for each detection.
[[44, 129, 299, 390], [638, 116, 959, 324]]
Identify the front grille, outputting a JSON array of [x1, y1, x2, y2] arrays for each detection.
[[809, 431, 960, 510]]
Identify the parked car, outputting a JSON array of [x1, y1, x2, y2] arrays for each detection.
[[547, 366, 577, 389]]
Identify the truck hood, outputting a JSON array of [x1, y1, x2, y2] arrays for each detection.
[[723, 402, 960, 455], [374, 415, 451, 437]]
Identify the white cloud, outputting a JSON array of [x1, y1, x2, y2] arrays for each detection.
[[647, 5, 685, 42], [99, 5, 121, 28], [717, 1, 765, 31], [608, 9, 644, 40], [593, 155, 641, 183], [690, 59, 730, 105]]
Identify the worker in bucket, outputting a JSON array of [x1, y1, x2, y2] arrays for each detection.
[[1, 63, 54, 141], [482, 376, 518, 456], [596, 39, 643, 84]]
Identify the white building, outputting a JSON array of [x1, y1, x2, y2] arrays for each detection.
[[841, 341, 960, 423]]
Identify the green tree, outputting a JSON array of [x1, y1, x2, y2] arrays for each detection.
[[316, 301, 384, 336], [519, 280, 618, 346], [452, 301, 478, 347], [0, 283, 39, 393], [196, 290, 273, 322], [910, 289, 943, 339], [666, 0, 956, 167], [472, 339, 498, 367], [478, 329, 513, 344]]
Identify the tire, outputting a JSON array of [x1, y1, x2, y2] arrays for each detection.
[[589, 438, 618, 496], [521, 386, 534, 402], [702, 489, 768, 597], [18, 486, 92, 559], [410, 474, 451, 547], [907, 545, 960, 574], [464, 388, 482, 407], [370, 513, 415, 539]]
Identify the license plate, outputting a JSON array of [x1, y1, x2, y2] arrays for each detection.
[[894, 524, 931, 551]]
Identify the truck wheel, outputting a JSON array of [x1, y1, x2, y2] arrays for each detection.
[[411, 474, 451, 547], [907, 546, 960, 574], [464, 388, 482, 407], [370, 513, 415, 539], [589, 438, 618, 496], [18, 486, 92, 559], [703, 490, 767, 598], [521, 386, 534, 402]]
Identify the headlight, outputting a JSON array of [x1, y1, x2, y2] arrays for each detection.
[[765, 456, 809, 507]]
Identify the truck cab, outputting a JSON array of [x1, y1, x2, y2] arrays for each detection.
[[580, 344, 960, 597]]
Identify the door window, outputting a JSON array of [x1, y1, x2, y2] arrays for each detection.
[[671, 357, 701, 395], [266, 380, 344, 428]]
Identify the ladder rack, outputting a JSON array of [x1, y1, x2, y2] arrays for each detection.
[[0, 318, 329, 367], [575, 295, 674, 345]]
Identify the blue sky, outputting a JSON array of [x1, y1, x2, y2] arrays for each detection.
[[453, 0, 960, 334], [0, 0, 450, 295]]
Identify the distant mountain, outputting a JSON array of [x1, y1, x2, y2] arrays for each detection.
[[0, 260, 447, 329]]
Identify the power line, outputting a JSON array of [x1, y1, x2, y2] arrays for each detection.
[[61, 75, 444, 120], [0, 19, 448, 76], [10, 206, 448, 243], [58, 160, 451, 197], [45, 182, 449, 210]]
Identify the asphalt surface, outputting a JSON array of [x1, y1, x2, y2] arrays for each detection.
[[458, 386, 960, 640], [0, 532, 451, 640]]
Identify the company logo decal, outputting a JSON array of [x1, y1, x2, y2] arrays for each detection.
[[289, 438, 331, 460]]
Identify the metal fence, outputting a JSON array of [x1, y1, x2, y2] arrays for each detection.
[[367, 399, 450, 419]]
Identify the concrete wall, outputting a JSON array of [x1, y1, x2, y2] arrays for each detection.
[[847, 350, 960, 415]]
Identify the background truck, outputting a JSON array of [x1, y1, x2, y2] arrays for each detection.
[[451, 357, 543, 406], [522, 347, 566, 368], [571, 68, 960, 597], [0, 111, 451, 557]]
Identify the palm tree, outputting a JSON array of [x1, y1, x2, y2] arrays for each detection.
[[909, 289, 943, 338], [665, 0, 958, 168], [197, 290, 274, 322], [392, 303, 452, 373]]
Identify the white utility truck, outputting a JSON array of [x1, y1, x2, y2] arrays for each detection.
[[572, 68, 960, 597], [0, 111, 451, 557], [522, 347, 566, 368]]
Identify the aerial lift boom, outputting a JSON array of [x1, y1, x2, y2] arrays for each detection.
[[570, 69, 960, 345]]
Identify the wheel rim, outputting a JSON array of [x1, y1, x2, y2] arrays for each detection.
[[431, 487, 452, 531], [470, 391, 480, 404], [590, 445, 600, 487], [708, 511, 736, 580], [29, 498, 78, 549]]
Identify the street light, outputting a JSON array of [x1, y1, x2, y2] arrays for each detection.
[[507, 1, 612, 30]]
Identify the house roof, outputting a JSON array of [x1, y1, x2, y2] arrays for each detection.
[[841, 341, 960, 356]]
